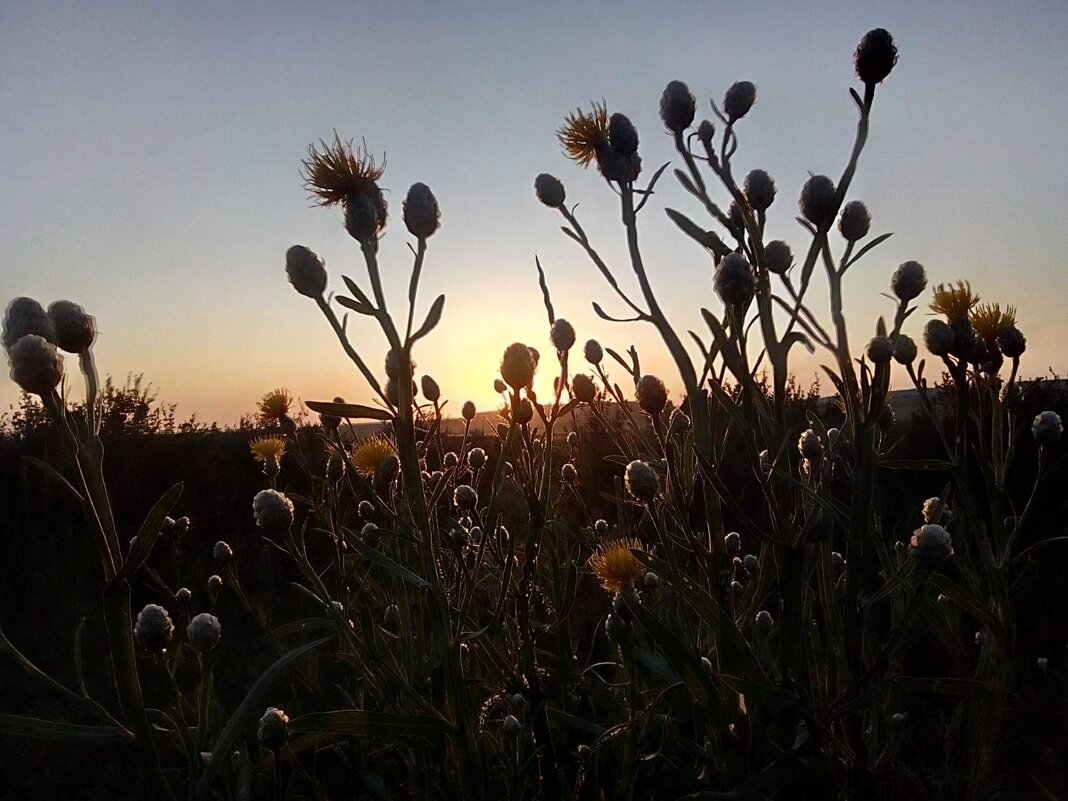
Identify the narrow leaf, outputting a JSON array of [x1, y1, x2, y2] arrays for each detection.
[[410, 294, 446, 342], [305, 400, 392, 421], [22, 456, 84, 503], [113, 483, 183, 585], [0, 714, 124, 744]]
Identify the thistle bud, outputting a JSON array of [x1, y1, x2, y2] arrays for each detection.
[[997, 325, 1026, 358], [724, 531, 741, 552], [500, 342, 536, 390], [624, 460, 658, 503], [838, 200, 871, 242], [2, 297, 55, 351], [605, 612, 628, 644], [923, 319, 954, 356], [659, 80, 696, 134], [443, 451, 458, 469], [594, 519, 609, 536], [258, 707, 290, 752], [854, 28, 898, 86], [48, 301, 96, 354], [550, 319, 576, 352], [453, 484, 478, 511], [570, 373, 595, 403], [134, 604, 174, 652], [744, 169, 776, 212], [608, 113, 639, 157], [583, 339, 603, 365], [561, 462, 578, 483], [893, 334, 917, 365], [697, 119, 716, 152], [922, 497, 952, 524], [908, 524, 954, 568], [799, 175, 837, 231], [514, 398, 534, 425], [187, 612, 221, 652], [866, 335, 893, 364], [754, 610, 773, 632], [763, 240, 793, 275], [252, 489, 294, 531], [743, 554, 759, 573], [175, 587, 192, 604], [326, 453, 345, 482], [420, 375, 441, 404], [8, 335, 63, 397], [285, 245, 327, 299], [467, 447, 487, 469], [799, 429, 823, 462], [636, 374, 668, 416], [534, 173, 566, 208], [358, 500, 375, 520], [460, 400, 476, 422], [1032, 411, 1063, 446], [374, 454, 400, 495], [343, 188, 388, 244], [714, 253, 757, 306], [891, 261, 928, 302], [503, 714, 523, 737], [723, 81, 757, 121], [214, 541, 233, 564], [566, 430, 578, 447], [383, 603, 401, 630], [731, 580, 744, 595], [207, 574, 223, 597], [402, 182, 440, 238]]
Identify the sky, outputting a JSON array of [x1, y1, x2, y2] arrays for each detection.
[[2, 1, 1067, 425]]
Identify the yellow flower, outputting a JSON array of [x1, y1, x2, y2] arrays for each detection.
[[301, 132, 385, 207], [250, 436, 287, 463], [351, 434, 394, 478], [257, 388, 293, 424], [929, 281, 979, 319], [557, 101, 609, 167], [588, 538, 647, 594], [970, 302, 1016, 341]]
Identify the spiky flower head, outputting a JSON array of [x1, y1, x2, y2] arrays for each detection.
[[891, 261, 928, 302], [550, 319, 576, 353], [249, 436, 287, 464], [763, 240, 792, 275], [588, 538, 647, 594], [744, 169, 776, 212], [799, 175, 837, 231], [187, 612, 221, 652], [636, 374, 668, 416], [534, 173, 566, 208], [970, 303, 1016, 343], [583, 339, 603, 365], [8, 335, 63, 397], [48, 301, 96, 354], [659, 80, 696, 134], [714, 253, 757, 307], [302, 133, 385, 207], [134, 604, 174, 652], [909, 524, 954, 569], [930, 281, 979, 320], [723, 81, 757, 121], [501, 342, 536, 390], [258, 707, 290, 752], [2, 297, 55, 352], [403, 182, 440, 238], [1032, 411, 1063, 446], [351, 434, 394, 478], [854, 28, 898, 85], [285, 245, 327, 299], [838, 200, 871, 242], [558, 101, 609, 167], [253, 489, 294, 531], [624, 460, 658, 503], [257, 388, 293, 425]]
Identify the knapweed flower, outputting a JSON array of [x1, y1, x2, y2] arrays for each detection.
[[302, 133, 387, 243], [854, 28, 898, 85], [48, 301, 96, 354], [253, 489, 294, 531], [285, 245, 327, 299], [214, 540, 233, 564], [624, 460, 658, 503], [923, 319, 954, 357], [922, 497, 953, 524], [257, 388, 293, 425], [583, 339, 603, 365], [572, 373, 596, 403], [892, 334, 917, 365], [550, 319, 576, 353], [798, 429, 823, 462], [998, 324, 1026, 358], [970, 303, 1016, 344], [258, 707, 290, 752], [134, 604, 174, 653], [838, 200, 871, 242], [723, 81, 757, 121], [501, 342, 536, 390], [909, 524, 954, 568], [187, 612, 221, 652], [534, 173, 566, 208], [763, 240, 792, 275], [206, 574, 223, 597], [250, 436, 287, 464], [744, 169, 776, 212], [561, 462, 578, 483], [1032, 411, 1063, 446], [402, 182, 440, 238], [891, 261, 928, 302], [799, 175, 837, 231], [659, 80, 696, 134], [930, 281, 979, 320], [8, 335, 63, 397], [588, 538, 647, 594], [636, 374, 668, 416], [2, 297, 55, 352], [714, 253, 757, 306], [754, 610, 774, 632], [351, 434, 394, 478], [453, 484, 478, 511], [557, 100, 610, 167], [866, 335, 893, 364]]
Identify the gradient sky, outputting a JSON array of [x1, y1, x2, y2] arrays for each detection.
[[2, 1, 1067, 424]]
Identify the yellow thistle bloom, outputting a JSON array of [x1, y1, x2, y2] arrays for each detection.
[[249, 436, 287, 463], [557, 101, 609, 167], [351, 434, 394, 478], [257, 388, 293, 424], [588, 538, 647, 594], [301, 132, 386, 207], [970, 302, 1017, 341], [929, 281, 979, 319]]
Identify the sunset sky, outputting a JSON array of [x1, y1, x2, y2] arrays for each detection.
[[2, 1, 1066, 424]]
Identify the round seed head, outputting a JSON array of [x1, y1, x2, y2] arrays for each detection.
[[252, 489, 294, 531], [891, 261, 928, 302], [893, 334, 917, 365], [854, 28, 898, 85], [48, 301, 96, 353], [744, 169, 776, 211], [635, 374, 668, 416], [134, 604, 174, 652], [763, 240, 793, 275], [723, 81, 757, 121], [866, 335, 894, 364], [187, 612, 221, 652], [550, 318, 576, 352], [799, 175, 837, 231], [714, 253, 757, 306], [624, 460, 658, 503], [923, 319, 954, 357], [402, 182, 440, 238], [258, 707, 290, 752], [3, 297, 55, 351], [8, 334, 64, 396], [838, 200, 871, 242], [1032, 411, 1063, 446], [659, 80, 696, 133], [500, 342, 536, 390], [285, 245, 327, 299], [534, 173, 566, 208]]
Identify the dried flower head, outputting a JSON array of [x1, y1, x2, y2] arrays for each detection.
[[557, 101, 610, 167], [187, 612, 221, 652], [1032, 411, 1063, 446], [930, 281, 979, 320], [257, 388, 293, 424], [258, 707, 290, 752], [891, 261, 928, 302], [715, 253, 757, 306], [3, 297, 55, 352], [855, 28, 898, 85], [249, 436, 287, 464], [8, 334, 63, 397], [799, 175, 837, 231], [302, 133, 385, 208], [351, 434, 394, 478], [744, 169, 776, 212], [763, 240, 793, 275], [48, 300, 96, 354], [636, 374, 668, 416], [659, 80, 696, 134], [550, 319, 576, 352], [838, 200, 871, 242], [970, 303, 1016, 342], [253, 489, 295, 531], [134, 604, 174, 652], [588, 538, 647, 594]]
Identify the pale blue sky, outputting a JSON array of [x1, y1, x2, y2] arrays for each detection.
[[2, 1, 1066, 423]]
